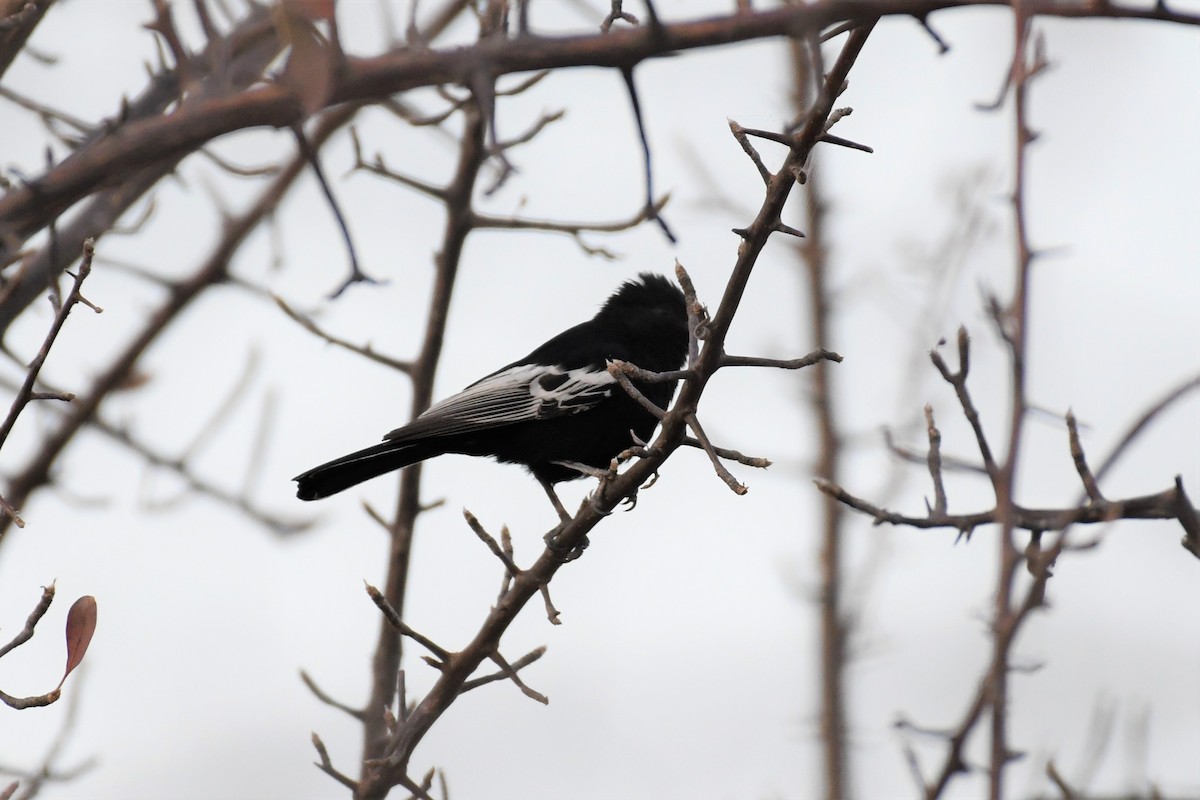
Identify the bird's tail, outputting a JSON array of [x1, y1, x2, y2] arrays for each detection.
[[293, 440, 439, 500]]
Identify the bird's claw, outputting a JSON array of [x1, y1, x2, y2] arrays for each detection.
[[586, 493, 616, 517], [544, 527, 590, 561]]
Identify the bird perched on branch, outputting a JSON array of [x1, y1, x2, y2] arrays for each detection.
[[293, 273, 689, 512]]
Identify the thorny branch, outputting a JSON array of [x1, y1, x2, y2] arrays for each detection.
[[0, 240, 100, 528], [274, 296, 414, 374], [0, 584, 54, 663], [0, 3, 283, 338], [4, 1, 1198, 276], [340, 22, 875, 800], [1, 2, 1192, 798], [785, 28, 851, 799], [815, 20, 1197, 800], [0, 103, 361, 550]]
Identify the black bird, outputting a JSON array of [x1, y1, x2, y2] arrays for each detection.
[[293, 273, 689, 510]]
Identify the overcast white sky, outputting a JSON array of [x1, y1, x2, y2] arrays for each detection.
[[0, 2, 1197, 799]]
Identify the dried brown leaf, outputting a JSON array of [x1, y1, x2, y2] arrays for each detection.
[[282, 0, 336, 22], [277, 8, 335, 116], [59, 595, 97, 688]]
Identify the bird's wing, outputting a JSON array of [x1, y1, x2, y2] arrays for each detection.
[[385, 363, 616, 442]]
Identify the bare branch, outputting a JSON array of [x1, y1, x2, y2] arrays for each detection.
[[1065, 410, 1103, 503], [680, 437, 771, 468], [929, 330, 1000, 482], [721, 349, 842, 369], [461, 646, 546, 693], [311, 733, 359, 792], [486, 651, 548, 704], [462, 509, 522, 580], [355, 23, 882, 797], [686, 412, 747, 495], [0, 240, 99, 453], [300, 670, 364, 721], [729, 119, 773, 184], [274, 296, 413, 374], [0, 584, 54, 661], [364, 583, 451, 665], [924, 404, 948, 516], [471, 195, 668, 236], [814, 477, 1192, 536], [2, 1, 1197, 251]]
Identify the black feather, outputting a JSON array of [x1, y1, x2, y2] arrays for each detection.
[[294, 273, 688, 500]]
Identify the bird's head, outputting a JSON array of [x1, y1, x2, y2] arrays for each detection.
[[594, 273, 689, 371]]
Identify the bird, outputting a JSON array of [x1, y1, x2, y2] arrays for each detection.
[[293, 273, 689, 514]]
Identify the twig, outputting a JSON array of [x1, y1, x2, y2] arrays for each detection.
[[494, 109, 565, 150], [929, 328, 1000, 482], [680, 436, 771, 468], [348, 128, 448, 199], [818, 132, 873, 152], [721, 350, 842, 369], [924, 404, 948, 516], [197, 146, 281, 177], [462, 509, 522, 580], [274, 295, 413, 374], [1046, 759, 1079, 800], [607, 360, 693, 385], [399, 773, 437, 800], [675, 260, 706, 367], [291, 125, 378, 299], [814, 477, 1190, 535], [0, 584, 54, 661], [461, 646, 546, 693], [601, 1, 639, 31], [620, 66, 675, 243], [1065, 410, 1103, 502], [0, 86, 93, 137], [311, 733, 359, 791], [729, 120, 773, 184], [606, 363, 668, 419], [686, 412, 747, 494], [914, 12, 952, 53], [0, 495, 23, 528], [884, 427, 986, 475], [1092, 372, 1200, 484], [0, 240, 99, 452], [364, 583, 450, 665], [470, 195, 668, 235], [540, 584, 561, 625], [487, 651, 548, 704], [300, 670, 364, 721], [1172, 476, 1200, 559], [146, 0, 194, 94]]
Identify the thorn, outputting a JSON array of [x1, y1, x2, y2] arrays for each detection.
[[772, 222, 806, 239]]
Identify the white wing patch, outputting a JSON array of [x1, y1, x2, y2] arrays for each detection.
[[387, 364, 615, 442], [528, 365, 615, 415]]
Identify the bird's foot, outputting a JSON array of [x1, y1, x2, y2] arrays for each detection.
[[585, 492, 617, 517], [539, 478, 573, 523], [543, 527, 590, 561]]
